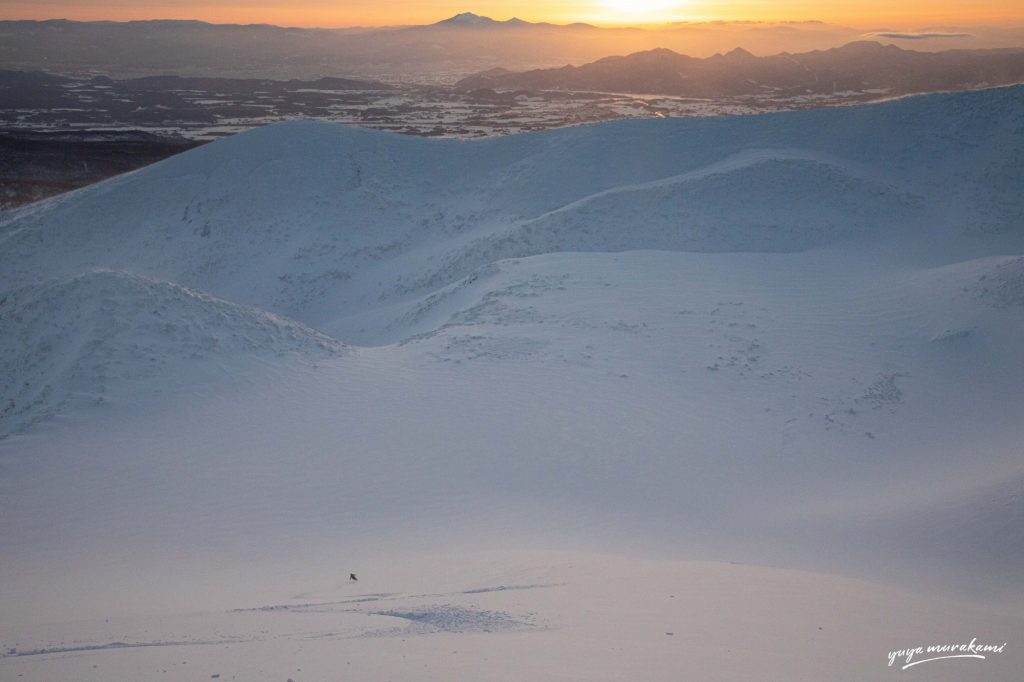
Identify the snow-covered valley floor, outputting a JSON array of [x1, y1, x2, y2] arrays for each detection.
[[4, 551, 1022, 682], [1, 85, 1022, 680]]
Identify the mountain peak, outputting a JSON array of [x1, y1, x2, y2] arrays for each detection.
[[434, 12, 533, 27], [635, 47, 685, 59], [435, 12, 496, 26], [724, 47, 756, 60], [835, 40, 892, 53]]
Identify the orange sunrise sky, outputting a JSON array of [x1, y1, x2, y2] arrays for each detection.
[[2, 0, 1024, 28]]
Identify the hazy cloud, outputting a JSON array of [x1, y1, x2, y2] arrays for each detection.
[[865, 31, 971, 40]]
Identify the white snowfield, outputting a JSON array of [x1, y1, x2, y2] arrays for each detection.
[[1, 85, 1023, 681]]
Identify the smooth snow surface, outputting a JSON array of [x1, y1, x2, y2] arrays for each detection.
[[3, 551, 1022, 682], [1, 85, 1023, 680]]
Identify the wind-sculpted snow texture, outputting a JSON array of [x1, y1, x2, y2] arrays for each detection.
[[0, 270, 343, 437], [1, 87, 1023, 669]]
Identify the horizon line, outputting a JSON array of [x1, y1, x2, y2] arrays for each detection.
[[3, 14, 1024, 32]]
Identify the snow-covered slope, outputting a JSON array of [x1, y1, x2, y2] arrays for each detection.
[[2, 86, 1021, 344], [1, 86, 1023, 680], [0, 269, 343, 438]]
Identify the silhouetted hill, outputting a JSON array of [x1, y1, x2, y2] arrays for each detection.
[[457, 42, 1024, 97]]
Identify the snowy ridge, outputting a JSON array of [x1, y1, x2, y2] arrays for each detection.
[[404, 155, 921, 296], [1, 86, 1023, 652], [1, 86, 1021, 344], [0, 269, 343, 438]]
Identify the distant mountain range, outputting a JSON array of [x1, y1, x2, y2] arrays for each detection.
[[456, 42, 1024, 97], [0, 15, 602, 78], [3, 15, 1023, 80]]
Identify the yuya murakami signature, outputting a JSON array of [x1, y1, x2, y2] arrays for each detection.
[[888, 638, 1007, 670]]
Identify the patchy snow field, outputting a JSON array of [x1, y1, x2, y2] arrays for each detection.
[[3, 552, 1022, 681], [1, 85, 1022, 679]]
